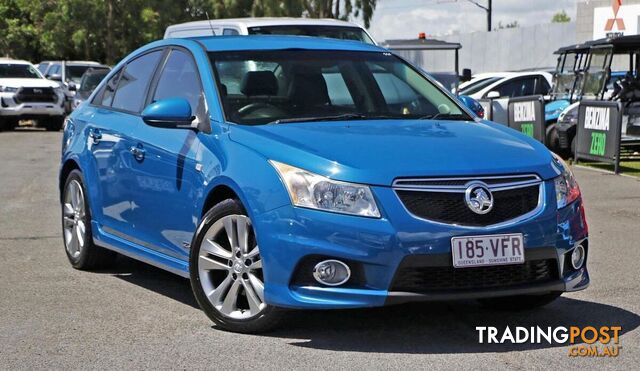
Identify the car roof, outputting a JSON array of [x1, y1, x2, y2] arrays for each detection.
[[166, 17, 364, 31], [39, 60, 106, 66], [0, 58, 32, 65], [194, 35, 385, 53]]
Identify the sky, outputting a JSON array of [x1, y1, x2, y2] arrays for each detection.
[[367, 0, 579, 41]]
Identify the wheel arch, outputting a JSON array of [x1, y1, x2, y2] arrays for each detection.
[[59, 159, 81, 202], [201, 183, 242, 217]]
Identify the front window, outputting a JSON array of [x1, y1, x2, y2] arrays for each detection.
[[211, 50, 469, 125], [247, 25, 375, 45], [579, 48, 612, 99], [0, 63, 42, 79], [459, 77, 501, 95]]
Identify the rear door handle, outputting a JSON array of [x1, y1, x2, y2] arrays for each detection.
[[88, 128, 102, 143], [129, 144, 146, 161]]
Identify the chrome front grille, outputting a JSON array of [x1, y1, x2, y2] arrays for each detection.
[[393, 175, 544, 227]]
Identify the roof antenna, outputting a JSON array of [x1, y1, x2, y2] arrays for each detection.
[[205, 11, 215, 36]]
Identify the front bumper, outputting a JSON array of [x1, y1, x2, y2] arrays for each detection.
[[0, 93, 65, 117], [253, 179, 589, 309]]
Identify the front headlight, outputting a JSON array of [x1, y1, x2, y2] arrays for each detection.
[[0, 86, 19, 93], [552, 154, 581, 209], [270, 160, 381, 218]]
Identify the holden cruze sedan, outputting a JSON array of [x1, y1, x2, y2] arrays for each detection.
[[59, 36, 589, 333]]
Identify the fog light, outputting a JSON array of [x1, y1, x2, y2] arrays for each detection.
[[312, 260, 351, 286], [571, 244, 585, 270]]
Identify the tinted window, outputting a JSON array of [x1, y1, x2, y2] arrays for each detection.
[[37, 63, 49, 73], [223, 28, 239, 35], [66, 65, 108, 84], [0, 64, 41, 79], [153, 49, 202, 114], [95, 68, 123, 106], [459, 77, 501, 95], [210, 50, 467, 125], [112, 50, 162, 112], [492, 77, 536, 98], [536, 76, 551, 95], [48, 64, 61, 75]]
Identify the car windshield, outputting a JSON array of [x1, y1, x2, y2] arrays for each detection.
[[79, 70, 109, 92], [459, 77, 502, 95], [66, 65, 106, 84], [210, 50, 469, 125], [247, 25, 375, 45], [0, 64, 42, 79]]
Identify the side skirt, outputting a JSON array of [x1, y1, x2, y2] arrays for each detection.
[[92, 221, 190, 278]]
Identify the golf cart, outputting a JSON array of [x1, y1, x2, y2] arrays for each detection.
[[382, 35, 483, 117], [543, 43, 591, 154], [556, 35, 640, 161]]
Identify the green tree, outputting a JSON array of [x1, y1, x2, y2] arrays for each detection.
[[551, 10, 571, 23], [0, 0, 378, 64]]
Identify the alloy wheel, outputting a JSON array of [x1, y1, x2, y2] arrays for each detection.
[[63, 179, 87, 259], [197, 215, 265, 319]]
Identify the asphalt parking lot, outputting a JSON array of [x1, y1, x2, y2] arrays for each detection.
[[0, 129, 639, 369]]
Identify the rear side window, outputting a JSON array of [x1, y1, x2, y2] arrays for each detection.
[[152, 49, 203, 114], [112, 50, 163, 112], [93, 69, 123, 106]]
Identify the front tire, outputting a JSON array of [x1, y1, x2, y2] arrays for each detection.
[[478, 292, 562, 311], [190, 199, 284, 333], [62, 170, 116, 270]]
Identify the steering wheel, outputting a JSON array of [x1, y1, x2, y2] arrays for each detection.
[[238, 102, 285, 117]]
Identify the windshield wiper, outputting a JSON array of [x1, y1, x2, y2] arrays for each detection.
[[419, 113, 471, 121], [269, 113, 379, 124]]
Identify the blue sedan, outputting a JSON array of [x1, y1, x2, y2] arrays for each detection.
[[60, 36, 589, 333]]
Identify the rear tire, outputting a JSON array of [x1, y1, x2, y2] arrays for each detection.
[[190, 198, 285, 333], [62, 170, 116, 270], [477, 292, 562, 311], [43, 116, 64, 131]]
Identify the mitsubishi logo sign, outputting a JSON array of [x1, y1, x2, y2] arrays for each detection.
[[593, 0, 640, 39], [605, 0, 626, 32]]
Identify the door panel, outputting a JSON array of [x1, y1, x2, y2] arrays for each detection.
[[124, 48, 207, 259], [126, 125, 204, 259], [87, 108, 137, 236]]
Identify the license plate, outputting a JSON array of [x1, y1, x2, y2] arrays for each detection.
[[451, 233, 524, 268]]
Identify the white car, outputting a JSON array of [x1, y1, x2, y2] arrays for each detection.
[[0, 58, 66, 131], [164, 17, 376, 45], [459, 71, 553, 124], [461, 72, 552, 99]]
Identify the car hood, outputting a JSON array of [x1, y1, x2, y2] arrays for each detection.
[[228, 119, 558, 186], [0, 78, 60, 89]]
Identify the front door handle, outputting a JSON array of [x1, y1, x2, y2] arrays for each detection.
[[129, 145, 146, 161], [88, 128, 102, 143]]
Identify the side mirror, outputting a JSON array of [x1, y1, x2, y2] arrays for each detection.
[[461, 68, 472, 82], [47, 74, 62, 82], [142, 97, 194, 129], [486, 91, 501, 99], [457, 95, 483, 117], [68, 82, 77, 91]]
